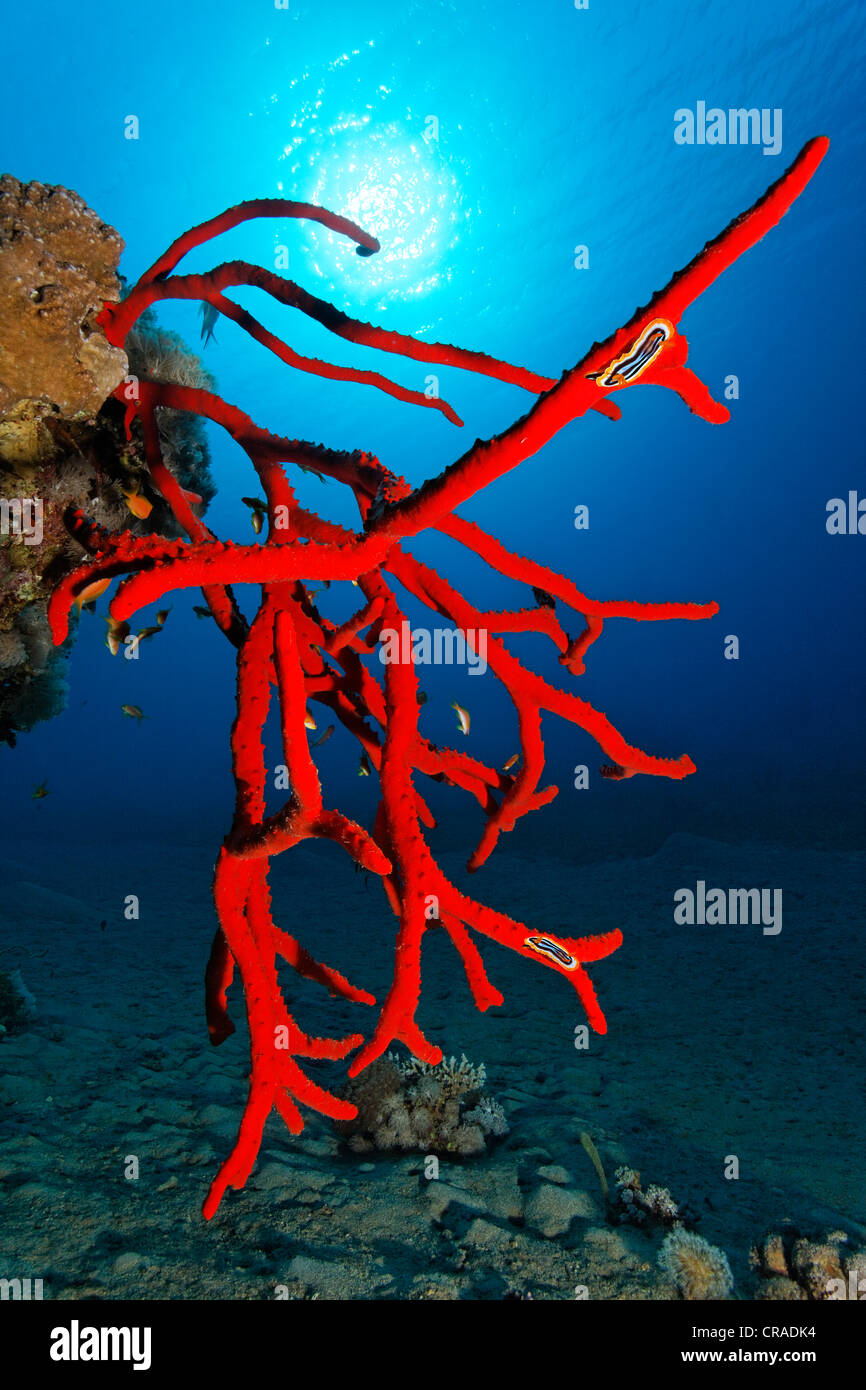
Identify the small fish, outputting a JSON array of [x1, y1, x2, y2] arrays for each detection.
[[311, 724, 335, 748], [80, 600, 97, 615], [193, 605, 214, 620], [104, 616, 131, 656], [155, 608, 172, 627], [121, 704, 148, 722], [364, 477, 388, 529], [123, 487, 153, 520], [358, 752, 372, 777], [32, 781, 49, 800], [74, 577, 111, 612], [136, 625, 162, 642], [241, 496, 267, 535], [451, 701, 470, 736], [99, 920, 106, 933], [199, 302, 219, 347], [503, 753, 520, 772], [299, 464, 328, 483], [600, 762, 636, 781], [532, 586, 556, 610], [304, 710, 317, 731], [416, 690, 428, 706]]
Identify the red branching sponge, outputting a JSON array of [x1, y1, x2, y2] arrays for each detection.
[[48, 137, 828, 1218]]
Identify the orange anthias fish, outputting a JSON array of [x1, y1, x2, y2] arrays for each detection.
[[358, 752, 372, 777], [304, 710, 317, 731], [241, 497, 267, 534], [104, 616, 131, 655], [121, 704, 148, 723], [32, 781, 49, 799], [503, 753, 520, 772], [451, 701, 471, 736], [74, 578, 111, 612], [122, 487, 153, 520], [155, 609, 172, 627]]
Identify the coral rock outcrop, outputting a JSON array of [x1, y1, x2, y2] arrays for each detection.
[[0, 176, 127, 419], [338, 1053, 509, 1156]]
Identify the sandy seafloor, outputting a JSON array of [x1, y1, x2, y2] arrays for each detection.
[[0, 831, 863, 1301]]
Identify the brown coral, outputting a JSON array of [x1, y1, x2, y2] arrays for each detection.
[[751, 1229, 866, 1301], [0, 203, 217, 744], [0, 176, 127, 419]]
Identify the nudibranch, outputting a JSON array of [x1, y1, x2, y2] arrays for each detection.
[[589, 317, 675, 388], [524, 934, 578, 971]]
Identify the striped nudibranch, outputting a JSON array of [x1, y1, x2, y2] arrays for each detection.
[[524, 934, 578, 970], [590, 317, 674, 389]]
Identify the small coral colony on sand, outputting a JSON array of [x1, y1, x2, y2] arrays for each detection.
[[47, 138, 828, 1218]]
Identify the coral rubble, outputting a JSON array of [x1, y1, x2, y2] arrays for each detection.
[[751, 1229, 866, 1300], [612, 1166, 681, 1227], [338, 1052, 508, 1154]]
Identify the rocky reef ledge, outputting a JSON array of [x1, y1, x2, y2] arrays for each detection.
[[0, 176, 214, 745]]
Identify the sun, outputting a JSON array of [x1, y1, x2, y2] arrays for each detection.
[[280, 112, 460, 313], [308, 130, 458, 308]]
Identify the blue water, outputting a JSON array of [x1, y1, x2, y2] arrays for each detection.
[[2, 0, 863, 852]]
